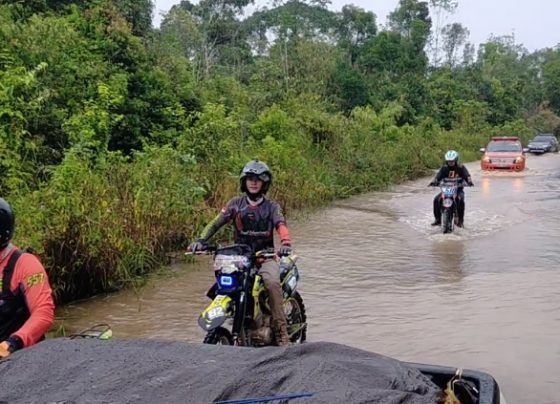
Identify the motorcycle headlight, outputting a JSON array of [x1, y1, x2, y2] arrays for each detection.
[[218, 273, 238, 292], [442, 199, 453, 208]]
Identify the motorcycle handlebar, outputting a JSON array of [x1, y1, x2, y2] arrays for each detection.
[[184, 244, 217, 256], [428, 180, 473, 187], [185, 244, 279, 259], [255, 250, 278, 260]]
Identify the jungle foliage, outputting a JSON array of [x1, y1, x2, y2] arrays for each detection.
[[1, 0, 558, 302]]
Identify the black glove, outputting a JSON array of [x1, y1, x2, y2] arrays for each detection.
[[188, 239, 207, 253], [428, 180, 438, 187], [467, 180, 474, 187], [278, 244, 292, 257]]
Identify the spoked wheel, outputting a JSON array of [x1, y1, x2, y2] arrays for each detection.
[[442, 209, 454, 234], [285, 291, 307, 344], [203, 326, 234, 345]]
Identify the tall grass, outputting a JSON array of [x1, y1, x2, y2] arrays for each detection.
[[12, 146, 204, 303]]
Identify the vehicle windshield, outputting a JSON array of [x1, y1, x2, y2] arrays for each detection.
[[487, 141, 521, 152], [532, 136, 555, 142]]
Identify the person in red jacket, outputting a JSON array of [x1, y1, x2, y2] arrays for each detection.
[[189, 160, 292, 346], [0, 197, 55, 358]]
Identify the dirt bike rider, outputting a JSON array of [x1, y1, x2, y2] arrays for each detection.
[[0, 198, 55, 358], [429, 150, 474, 227], [189, 160, 292, 346]]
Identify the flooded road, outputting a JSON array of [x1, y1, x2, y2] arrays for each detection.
[[59, 153, 560, 404]]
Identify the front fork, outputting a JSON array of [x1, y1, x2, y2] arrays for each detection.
[[232, 275, 253, 346]]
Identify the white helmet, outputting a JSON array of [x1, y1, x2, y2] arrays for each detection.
[[444, 150, 459, 164]]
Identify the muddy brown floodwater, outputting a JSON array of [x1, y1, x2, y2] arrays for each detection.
[[59, 153, 560, 404]]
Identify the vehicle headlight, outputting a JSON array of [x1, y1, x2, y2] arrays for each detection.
[[483, 157, 491, 163], [514, 156, 524, 163]]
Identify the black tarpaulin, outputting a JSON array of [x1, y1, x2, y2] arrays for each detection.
[[0, 339, 442, 404]]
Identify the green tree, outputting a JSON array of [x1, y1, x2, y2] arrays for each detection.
[[428, 0, 457, 66], [441, 22, 469, 67], [0, 62, 48, 193], [336, 5, 377, 64], [388, 0, 432, 52], [542, 49, 560, 115], [328, 62, 369, 112], [476, 35, 541, 124], [167, 0, 253, 81]]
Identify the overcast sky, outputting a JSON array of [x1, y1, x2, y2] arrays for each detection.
[[152, 0, 560, 52]]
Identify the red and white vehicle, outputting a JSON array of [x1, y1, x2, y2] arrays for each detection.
[[480, 136, 528, 171]]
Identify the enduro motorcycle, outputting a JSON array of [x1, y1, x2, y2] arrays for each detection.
[[434, 178, 463, 234], [190, 244, 307, 347]]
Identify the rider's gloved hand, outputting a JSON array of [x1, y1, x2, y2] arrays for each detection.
[[188, 239, 207, 253], [467, 180, 474, 187], [428, 180, 438, 187], [0, 336, 21, 358], [0, 341, 11, 359], [278, 244, 292, 257]]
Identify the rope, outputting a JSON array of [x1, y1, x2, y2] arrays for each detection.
[[213, 391, 316, 404]]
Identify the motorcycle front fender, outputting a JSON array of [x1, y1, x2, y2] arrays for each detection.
[[198, 294, 233, 332]]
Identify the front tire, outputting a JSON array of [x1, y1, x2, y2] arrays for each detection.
[[203, 326, 234, 345], [442, 209, 453, 234], [285, 291, 307, 344]]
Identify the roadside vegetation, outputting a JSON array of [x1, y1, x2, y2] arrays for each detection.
[[1, 0, 559, 303]]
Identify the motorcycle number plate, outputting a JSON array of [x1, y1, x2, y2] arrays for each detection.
[[207, 307, 224, 320], [442, 199, 453, 208]]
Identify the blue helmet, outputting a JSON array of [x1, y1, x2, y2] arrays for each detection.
[[444, 150, 459, 164]]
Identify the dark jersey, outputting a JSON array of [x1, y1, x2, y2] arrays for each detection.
[[435, 164, 471, 185], [200, 196, 289, 252]]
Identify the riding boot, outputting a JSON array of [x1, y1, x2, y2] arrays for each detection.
[[432, 194, 441, 225], [260, 261, 290, 347], [273, 319, 289, 347], [457, 199, 465, 227]]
